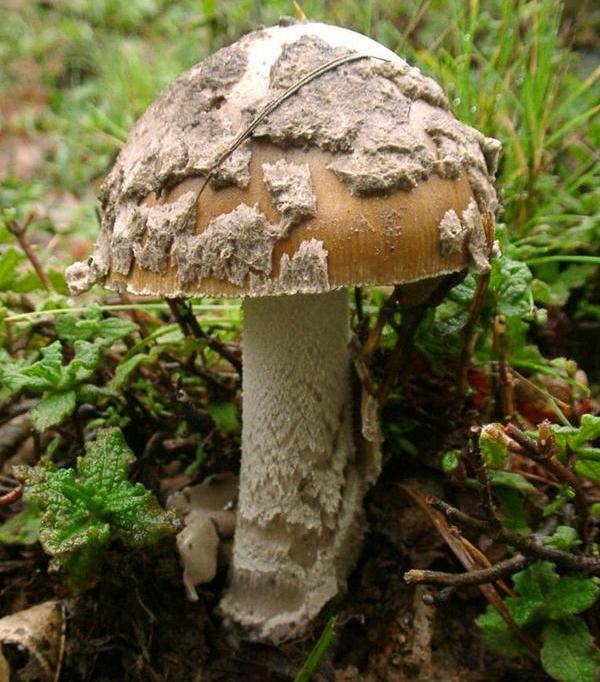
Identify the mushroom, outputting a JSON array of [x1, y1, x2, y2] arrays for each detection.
[[66, 21, 500, 641], [167, 472, 238, 599]]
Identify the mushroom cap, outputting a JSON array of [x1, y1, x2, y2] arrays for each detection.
[[66, 21, 501, 298]]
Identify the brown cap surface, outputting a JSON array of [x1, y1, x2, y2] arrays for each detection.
[[66, 22, 501, 298]]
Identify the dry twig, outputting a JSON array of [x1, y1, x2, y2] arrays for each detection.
[[400, 484, 539, 656], [0, 482, 23, 506], [405, 554, 527, 587], [428, 496, 600, 573]]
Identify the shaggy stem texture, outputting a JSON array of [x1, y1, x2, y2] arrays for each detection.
[[221, 290, 367, 641]]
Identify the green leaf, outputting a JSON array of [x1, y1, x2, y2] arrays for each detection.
[[75, 429, 136, 490], [489, 256, 533, 318], [546, 577, 599, 619], [476, 606, 531, 658], [16, 428, 179, 589], [208, 402, 239, 434], [551, 415, 600, 455], [0, 248, 23, 290], [575, 458, 600, 483], [30, 390, 77, 431], [478, 560, 600, 676], [294, 616, 337, 682], [577, 414, 600, 444], [479, 425, 507, 468], [551, 424, 581, 452], [60, 340, 105, 388], [0, 339, 105, 400], [489, 470, 535, 494], [502, 318, 548, 370], [495, 487, 530, 534], [543, 526, 581, 551], [543, 485, 575, 517], [541, 617, 600, 682], [56, 310, 136, 344], [441, 449, 461, 472], [0, 505, 41, 545], [9, 341, 64, 392], [111, 353, 148, 389], [513, 561, 559, 604], [549, 416, 600, 481]]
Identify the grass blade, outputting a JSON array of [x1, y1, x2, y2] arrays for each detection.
[[294, 616, 337, 682]]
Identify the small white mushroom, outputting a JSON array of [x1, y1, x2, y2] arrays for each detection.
[[168, 472, 238, 600]]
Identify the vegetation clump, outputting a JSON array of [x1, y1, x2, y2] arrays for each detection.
[[15, 428, 180, 589]]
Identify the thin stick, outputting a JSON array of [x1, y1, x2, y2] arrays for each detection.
[[166, 298, 242, 375], [455, 212, 495, 404], [349, 336, 378, 397], [354, 286, 369, 343], [5, 302, 238, 323], [455, 271, 490, 401], [401, 484, 538, 656], [8, 212, 53, 291], [493, 315, 515, 418], [363, 286, 402, 359], [194, 52, 391, 202], [0, 483, 23, 506], [377, 304, 428, 406], [405, 554, 527, 587]]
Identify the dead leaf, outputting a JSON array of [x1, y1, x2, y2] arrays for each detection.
[[0, 601, 65, 682]]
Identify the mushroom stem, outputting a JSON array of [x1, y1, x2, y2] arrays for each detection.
[[221, 289, 366, 641]]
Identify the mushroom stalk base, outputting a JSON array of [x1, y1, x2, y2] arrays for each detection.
[[221, 290, 367, 642]]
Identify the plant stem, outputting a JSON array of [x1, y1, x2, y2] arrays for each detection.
[[8, 212, 53, 291], [166, 298, 242, 374], [5, 302, 239, 323], [525, 255, 600, 266]]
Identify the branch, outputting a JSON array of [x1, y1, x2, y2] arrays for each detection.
[[353, 286, 369, 343], [405, 554, 527, 587], [401, 484, 538, 656], [428, 496, 600, 574], [493, 315, 515, 418]]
